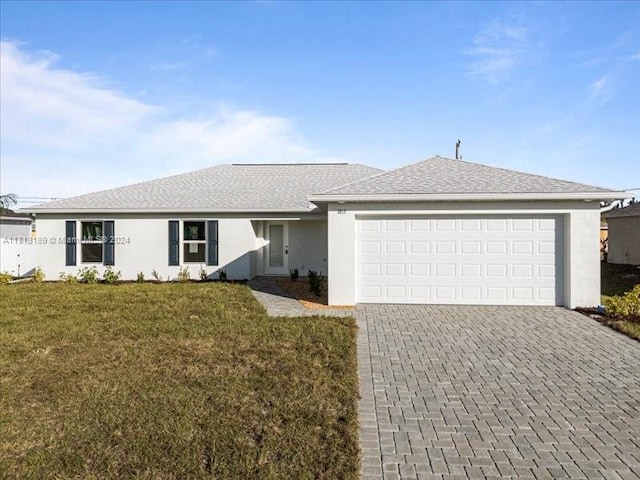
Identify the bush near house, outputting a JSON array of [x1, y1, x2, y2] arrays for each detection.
[[0, 283, 359, 479], [578, 263, 640, 341], [307, 270, 326, 297]]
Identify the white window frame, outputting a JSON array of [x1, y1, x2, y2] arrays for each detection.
[[182, 220, 207, 264], [80, 220, 104, 264]]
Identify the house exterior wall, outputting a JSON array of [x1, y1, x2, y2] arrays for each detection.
[[607, 216, 640, 265], [35, 214, 258, 280], [32, 214, 328, 281], [327, 201, 602, 308], [288, 220, 329, 276]]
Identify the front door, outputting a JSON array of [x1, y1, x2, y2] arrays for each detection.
[[265, 221, 289, 275]]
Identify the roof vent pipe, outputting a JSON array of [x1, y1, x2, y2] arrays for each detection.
[[455, 139, 461, 160]]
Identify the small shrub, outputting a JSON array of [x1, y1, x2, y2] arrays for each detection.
[[136, 271, 145, 283], [103, 267, 121, 284], [59, 272, 79, 283], [151, 270, 163, 282], [199, 267, 208, 281], [308, 270, 317, 292], [78, 266, 100, 284], [176, 266, 190, 282], [218, 269, 228, 281], [33, 267, 45, 283], [604, 285, 640, 317], [307, 270, 325, 297], [290, 268, 299, 281], [0, 272, 12, 285]]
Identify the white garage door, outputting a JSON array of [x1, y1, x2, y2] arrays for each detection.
[[356, 216, 564, 305]]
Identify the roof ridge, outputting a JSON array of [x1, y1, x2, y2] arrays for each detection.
[[312, 155, 623, 197], [436, 155, 617, 191], [231, 162, 349, 166]]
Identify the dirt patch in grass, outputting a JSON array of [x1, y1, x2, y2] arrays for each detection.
[[0, 283, 359, 479], [276, 279, 354, 310]]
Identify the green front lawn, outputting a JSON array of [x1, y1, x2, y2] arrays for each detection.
[[0, 283, 359, 479]]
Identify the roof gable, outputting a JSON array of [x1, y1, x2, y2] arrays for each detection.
[[318, 156, 616, 197]]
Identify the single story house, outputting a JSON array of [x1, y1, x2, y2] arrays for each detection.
[[0, 214, 34, 239], [603, 202, 640, 265], [0, 214, 36, 277], [25, 156, 626, 307]]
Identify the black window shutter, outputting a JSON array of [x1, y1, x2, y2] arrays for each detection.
[[168, 220, 179, 266], [104, 221, 115, 266], [207, 220, 218, 266], [65, 221, 76, 266]]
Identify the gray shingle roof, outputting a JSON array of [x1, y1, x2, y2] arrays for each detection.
[[318, 156, 616, 196], [603, 202, 640, 218], [28, 163, 382, 212]]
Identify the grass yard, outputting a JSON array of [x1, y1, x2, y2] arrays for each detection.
[[0, 283, 359, 479]]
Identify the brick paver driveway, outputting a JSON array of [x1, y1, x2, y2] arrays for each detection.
[[357, 305, 640, 480]]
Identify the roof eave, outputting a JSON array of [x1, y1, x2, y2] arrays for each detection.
[[308, 191, 630, 203], [21, 207, 321, 215]]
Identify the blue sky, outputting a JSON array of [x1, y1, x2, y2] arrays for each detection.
[[1, 1, 639, 206]]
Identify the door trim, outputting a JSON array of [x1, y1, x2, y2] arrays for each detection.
[[264, 221, 289, 275]]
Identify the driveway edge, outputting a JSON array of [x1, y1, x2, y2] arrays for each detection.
[[357, 308, 383, 479]]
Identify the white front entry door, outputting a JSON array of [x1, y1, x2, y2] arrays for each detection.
[[356, 215, 564, 305], [265, 221, 289, 275]]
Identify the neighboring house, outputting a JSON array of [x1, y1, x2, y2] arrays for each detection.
[[0, 215, 36, 276], [24, 156, 626, 307], [0, 215, 33, 239], [603, 202, 640, 265]]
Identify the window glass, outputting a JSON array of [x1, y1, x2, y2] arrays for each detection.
[[183, 243, 206, 263], [82, 243, 103, 263], [82, 221, 103, 241], [269, 224, 284, 267], [184, 221, 205, 241]]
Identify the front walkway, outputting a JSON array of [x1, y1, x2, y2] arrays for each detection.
[[357, 304, 640, 480], [248, 276, 352, 317]]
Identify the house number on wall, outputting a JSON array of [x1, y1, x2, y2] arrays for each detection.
[[337, 209, 347, 214]]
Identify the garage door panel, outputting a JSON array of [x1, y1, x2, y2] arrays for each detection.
[[461, 264, 482, 277], [435, 219, 456, 231], [356, 216, 564, 306], [410, 241, 430, 254], [461, 286, 482, 300], [409, 219, 430, 231], [410, 263, 430, 276]]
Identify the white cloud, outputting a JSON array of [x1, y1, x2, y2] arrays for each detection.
[[0, 41, 335, 205], [589, 75, 612, 104], [464, 18, 537, 84]]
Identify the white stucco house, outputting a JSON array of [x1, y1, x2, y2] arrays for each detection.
[[25, 156, 626, 308]]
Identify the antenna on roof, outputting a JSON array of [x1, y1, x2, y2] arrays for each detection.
[[455, 139, 461, 160]]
